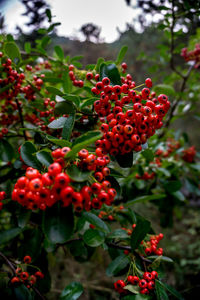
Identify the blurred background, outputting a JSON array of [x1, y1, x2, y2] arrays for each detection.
[[0, 1, 200, 299]]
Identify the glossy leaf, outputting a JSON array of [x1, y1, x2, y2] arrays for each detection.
[[159, 281, 184, 300], [141, 149, 154, 163], [83, 212, 110, 233], [55, 45, 64, 60], [107, 229, 129, 239], [154, 84, 175, 96], [67, 164, 91, 182], [42, 204, 74, 244], [124, 285, 140, 294], [0, 228, 23, 245], [115, 45, 128, 65], [46, 86, 64, 96], [63, 94, 80, 108], [100, 63, 121, 86], [0, 139, 15, 162], [20, 142, 42, 169], [106, 254, 130, 277], [4, 41, 21, 61], [55, 100, 76, 115], [126, 194, 166, 206], [60, 282, 83, 300], [48, 117, 67, 129], [83, 229, 105, 247], [62, 114, 75, 140], [155, 280, 169, 300], [131, 217, 151, 251], [36, 150, 53, 167]]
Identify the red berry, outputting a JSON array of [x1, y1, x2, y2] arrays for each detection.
[[23, 255, 32, 264]]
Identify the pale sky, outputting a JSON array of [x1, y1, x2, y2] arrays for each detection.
[[1, 0, 140, 42]]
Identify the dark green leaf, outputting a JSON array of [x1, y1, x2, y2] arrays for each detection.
[[159, 281, 184, 300], [20, 142, 42, 169], [124, 285, 140, 294], [0, 228, 23, 245], [62, 114, 75, 140], [108, 229, 129, 239], [67, 165, 91, 182], [83, 229, 105, 247], [46, 8, 52, 22], [46, 136, 71, 147], [41, 36, 51, 49], [42, 204, 74, 244], [24, 42, 31, 53], [96, 57, 105, 72], [115, 151, 133, 168], [100, 63, 121, 86], [115, 46, 128, 65], [60, 282, 83, 300], [63, 94, 80, 107], [43, 77, 63, 83], [126, 194, 166, 206], [154, 84, 175, 96], [83, 212, 110, 233], [81, 97, 99, 108], [66, 131, 102, 159], [48, 117, 67, 129], [17, 208, 31, 228], [54, 45, 64, 61], [4, 41, 21, 61], [46, 86, 64, 96], [148, 255, 173, 263], [55, 100, 76, 115], [164, 180, 182, 193], [141, 149, 154, 163], [14, 285, 34, 300], [106, 254, 130, 277], [131, 218, 151, 251], [155, 280, 169, 300], [0, 139, 15, 162], [36, 150, 53, 167]]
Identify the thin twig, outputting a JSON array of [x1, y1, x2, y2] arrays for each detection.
[[15, 97, 27, 141]]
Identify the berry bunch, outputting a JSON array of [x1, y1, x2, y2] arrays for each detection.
[[10, 255, 44, 289], [12, 147, 117, 211], [182, 146, 196, 163], [181, 44, 200, 68], [0, 191, 6, 210], [92, 75, 170, 156], [143, 233, 164, 256], [135, 171, 155, 180], [68, 64, 84, 87], [114, 271, 158, 295]]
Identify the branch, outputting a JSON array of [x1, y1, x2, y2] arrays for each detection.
[[15, 98, 27, 141]]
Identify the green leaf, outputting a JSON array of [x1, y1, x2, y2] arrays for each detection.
[[106, 254, 130, 277], [157, 167, 171, 177], [154, 84, 175, 96], [43, 77, 63, 83], [71, 55, 83, 63], [96, 57, 105, 72], [46, 86, 64, 96], [81, 97, 99, 108], [67, 165, 91, 182], [172, 191, 185, 201], [83, 229, 105, 247], [62, 70, 72, 93], [126, 194, 166, 206], [42, 204, 74, 244], [155, 280, 169, 300], [0, 227, 23, 245], [148, 255, 173, 263], [108, 229, 129, 239], [62, 114, 75, 140], [60, 282, 83, 300], [131, 218, 151, 251], [48, 117, 67, 129], [46, 8, 52, 22], [115, 151, 133, 168], [0, 139, 15, 162], [20, 142, 42, 169], [115, 46, 128, 65], [55, 100, 76, 115], [124, 285, 140, 294], [66, 130, 102, 159], [83, 212, 110, 233], [36, 150, 53, 167], [4, 41, 21, 61], [41, 36, 51, 49], [54, 45, 64, 61], [14, 285, 34, 300], [17, 208, 31, 228], [46, 136, 71, 147], [164, 180, 182, 193], [141, 149, 154, 163], [159, 281, 184, 300], [100, 63, 121, 86], [24, 42, 31, 53], [63, 94, 80, 108]]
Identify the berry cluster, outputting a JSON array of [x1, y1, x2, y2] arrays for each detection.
[[68, 64, 84, 87], [92, 76, 170, 156], [135, 171, 155, 180], [114, 271, 158, 295], [182, 146, 196, 163], [142, 233, 164, 256], [10, 255, 44, 289], [181, 44, 200, 68], [12, 147, 117, 211], [0, 191, 6, 210]]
